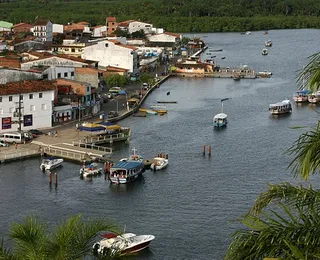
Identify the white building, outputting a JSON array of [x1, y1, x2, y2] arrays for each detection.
[[31, 20, 53, 42], [91, 25, 107, 38], [82, 39, 138, 73], [20, 53, 93, 80], [52, 23, 64, 34], [0, 80, 56, 132], [128, 21, 153, 35], [147, 32, 182, 47]]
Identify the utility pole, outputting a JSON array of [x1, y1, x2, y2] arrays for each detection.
[[15, 70, 23, 132]]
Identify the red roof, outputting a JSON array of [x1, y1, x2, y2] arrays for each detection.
[[164, 32, 181, 38], [0, 80, 56, 95], [107, 40, 137, 50], [12, 22, 32, 28], [117, 20, 135, 27], [106, 17, 116, 22]]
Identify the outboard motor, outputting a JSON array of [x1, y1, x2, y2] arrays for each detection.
[[92, 243, 100, 255], [41, 165, 46, 172]]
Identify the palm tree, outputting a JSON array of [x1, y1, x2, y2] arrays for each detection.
[[0, 214, 120, 260], [225, 52, 320, 259]]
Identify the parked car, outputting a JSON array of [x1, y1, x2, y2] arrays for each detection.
[[106, 92, 115, 99], [29, 129, 43, 136], [109, 87, 121, 94], [0, 140, 9, 147], [107, 111, 119, 118], [142, 83, 149, 90]]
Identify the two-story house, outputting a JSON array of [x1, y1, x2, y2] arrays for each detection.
[[0, 80, 56, 132], [106, 17, 117, 35], [52, 39, 86, 58], [82, 39, 138, 73], [20, 52, 96, 80], [118, 20, 153, 35], [31, 20, 53, 42], [147, 32, 182, 47], [53, 78, 99, 122]]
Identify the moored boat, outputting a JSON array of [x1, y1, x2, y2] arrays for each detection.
[[257, 70, 272, 78], [269, 99, 292, 115], [308, 91, 320, 104], [40, 157, 63, 171], [109, 148, 145, 184], [80, 162, 103, 178], [293, 89, 311, 103], [150, 154, 169, 171], [139, 108, 157, 115], [233, 73, 241, 81], [150, 105, 167, 114], [93, 232, 155, 257], [262, 48, 268, 55], [213, 98, 230, 128], [265, 40, 272, 47]]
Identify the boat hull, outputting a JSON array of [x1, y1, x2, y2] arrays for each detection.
[[40, 159, 63, 171]]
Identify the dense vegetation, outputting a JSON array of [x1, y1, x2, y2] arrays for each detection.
[[1, 0, 320, 32]]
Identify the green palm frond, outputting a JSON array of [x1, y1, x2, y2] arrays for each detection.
[[226, 201, 320, 260], [287, 121, 320, 180], [46, 215, 120, 259], [297, 52, 320, 92], [8, 215, 47, 260], [248, 183, 320, 216]]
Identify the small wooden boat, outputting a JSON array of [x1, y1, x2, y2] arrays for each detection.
[[139, 108, 157, 115], [150, 105, 167, 114]]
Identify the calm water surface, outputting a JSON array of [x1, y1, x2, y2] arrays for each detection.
[[1, 29, 320, 259]]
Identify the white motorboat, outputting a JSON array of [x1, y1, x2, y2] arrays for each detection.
[[150, 156, 169, 171], [93, 232, 155, 257], [262, 48, 268, 55], [40, 157, 63, 171], [308, 91, 320, 104], [269, 99, 292, 115], [265, 40, 272, 47], [80, 163, 103, 178]]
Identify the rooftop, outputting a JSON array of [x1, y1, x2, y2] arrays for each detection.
[[0, 80, 56, 95]]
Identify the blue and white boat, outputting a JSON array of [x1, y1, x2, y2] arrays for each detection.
[[109, 148, 145, 184], [213, 98, 230, 128]]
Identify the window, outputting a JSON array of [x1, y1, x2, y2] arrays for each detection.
[[39, 93, 43, 98], [41, 104, 47, 110], [30, 105, 35, 112], [0, 97, 2, 102], [87, 87, 90, 92], [71, 72, 74, 77], [29, 93, 33, 99], [64, 72, 68, 77], [57, 73, 61, 78], [105, 43, 108, 47], [9, 96, 12, 102], [71, 48, 75, 53]]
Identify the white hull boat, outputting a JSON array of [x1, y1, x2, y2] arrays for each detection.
[[80, 163, 103, 178], [150, 157, 169, 171], [213, 98, 230, 128], [93, 232, 155, 257], [40, 157, 63, 171], [269, 99, 292, 115], [109, 148, 145, 184]]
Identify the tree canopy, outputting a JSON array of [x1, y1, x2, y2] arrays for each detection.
[[1, 0, 320, 32]]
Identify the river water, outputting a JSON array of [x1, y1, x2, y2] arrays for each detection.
[[1, 29, 320, 259]]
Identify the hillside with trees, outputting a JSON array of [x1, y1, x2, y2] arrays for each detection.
[[1, 0, 320, 32]]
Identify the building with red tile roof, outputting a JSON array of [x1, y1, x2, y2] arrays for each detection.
[[0, 80, 56, 131]]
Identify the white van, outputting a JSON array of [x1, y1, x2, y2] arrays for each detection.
[[0, 132, 24, 144]]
